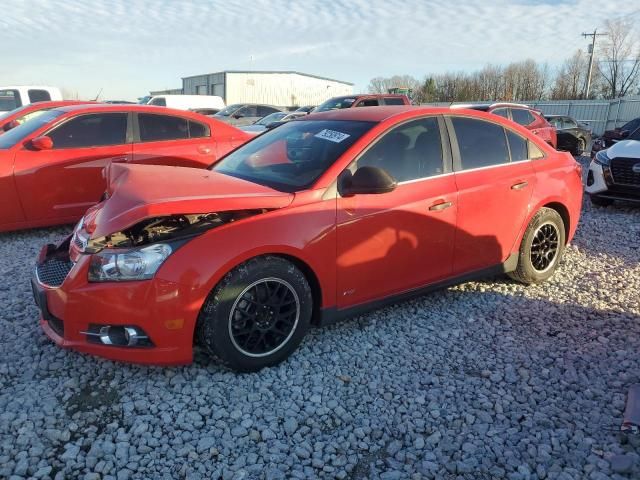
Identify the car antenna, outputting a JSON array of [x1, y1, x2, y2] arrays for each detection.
[[92, 88, 103, 102]]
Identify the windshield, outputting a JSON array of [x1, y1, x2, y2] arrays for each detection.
[[315, 97, 357, 113], [628, 127, 640, 141], [256, 112, 287, 125], [0, 89, 20, 112], [215, 104, 243, 117], [212, 120, 374, 192], [0, 110, 63, 149]]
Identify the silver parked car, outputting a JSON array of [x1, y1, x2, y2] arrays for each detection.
[[212, 104, 281, 127]]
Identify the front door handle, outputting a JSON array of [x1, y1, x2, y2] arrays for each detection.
[[198, 146, 212, 155], [511, 181, 529, 190], [429, 201, 453, 211], [111, 156, 128, 163]]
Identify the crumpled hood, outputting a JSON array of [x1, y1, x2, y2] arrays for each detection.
[[85, 163, 293, 238]]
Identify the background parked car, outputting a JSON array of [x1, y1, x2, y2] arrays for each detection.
[[294, 105, 315, 114], [0, 100, 93, 134], [0, 86, 63, 112], [239, 111, 307, 134], [0, 104, 250, 232], [545, 115, 592, 155], [586, 126, 640, 206], [314, 94, 410, 112], [455, 103, 557, 148], [591, 116, 640, 156], [213, 104, 282, 126], [190, 108, 220, 116], [146, 94, 225, 112]]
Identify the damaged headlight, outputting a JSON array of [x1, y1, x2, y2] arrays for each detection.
[[88, 243, 173, 282]]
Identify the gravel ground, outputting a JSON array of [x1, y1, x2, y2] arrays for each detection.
[[1, 158, 639, 480]]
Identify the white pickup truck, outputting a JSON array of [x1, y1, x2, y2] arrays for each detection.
[[0, 86, 63, 112]]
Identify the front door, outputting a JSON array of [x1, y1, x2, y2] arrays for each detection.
[[336, 116, 458, 308], [13, 112, 131, 222]]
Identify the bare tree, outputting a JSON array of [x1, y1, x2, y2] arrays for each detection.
[[597, 18, 640, 98], [551, 50, 589, 99]]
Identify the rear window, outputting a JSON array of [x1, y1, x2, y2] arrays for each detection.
[[383, 97, 406, 105], [28, 89, 51, 103], [0, 110, 63, 149], [0, 89, 21, 112], [315, 97, 357, 112], [149, 97, 166, 107]]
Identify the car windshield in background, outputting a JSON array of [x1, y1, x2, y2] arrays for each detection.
[[314, 97, 357, 112], [0, 90, 20, 112], [215, 104, 243, 117], [0, 110, 63, 149], [256, 112, 287, 125], [212, 120, 374, 192], [629, 128, 640, 141]]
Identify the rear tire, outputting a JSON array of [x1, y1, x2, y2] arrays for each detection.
[[508, 208, 566, 284], [197, 256, 312, 372], [590, 195, 614, 207]]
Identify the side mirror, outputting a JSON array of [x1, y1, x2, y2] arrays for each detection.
[[340, 166, 397, 197], [31, 136, 53, 151], [3, 120, 19, 132]]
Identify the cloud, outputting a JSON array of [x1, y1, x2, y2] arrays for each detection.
[[2, 0, 638, 99]]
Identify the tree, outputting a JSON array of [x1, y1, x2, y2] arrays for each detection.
[[597, 18, 640, 98], [366, 75, 422, 101], [551, 50, 588, 99]]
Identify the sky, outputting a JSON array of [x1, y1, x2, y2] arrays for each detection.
[[1, 0, 638, 101]]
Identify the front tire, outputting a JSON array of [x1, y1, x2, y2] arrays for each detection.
[[197, 256, 312, 372], [508, 208, 566, 284]]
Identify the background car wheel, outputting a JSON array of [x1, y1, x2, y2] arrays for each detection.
[[590, 195, 613, 207], [508, 207, 566, 284], [197, 256, 312, 372]]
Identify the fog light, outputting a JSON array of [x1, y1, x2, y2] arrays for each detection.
[[82, 325, 153, 347]]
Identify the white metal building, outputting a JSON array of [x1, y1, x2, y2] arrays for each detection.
[[181, 71, 353, 108]]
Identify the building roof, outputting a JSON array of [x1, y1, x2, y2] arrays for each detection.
[[182, 70, 354, 86]]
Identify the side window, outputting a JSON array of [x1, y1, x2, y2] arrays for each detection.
[[48, 113, 127, 148], [139, 114, 188, 142], [257, 106, 278, 117], [149, 97, 166, 107], [563, 118, 577, 129], [506, 130, 529, 162], [451, 117, 510, 169], [188, 120, 210, 138], [238, 105, 258, 117], [511, 108, 535, 126], [491, 108, 509, 118], [356, 117, 443, 182], [383, 97, 406, 105], [529, 142, 545, 159], [356, 99, 379, 107], [547, 117, 562, 129], [28, 90, 51, 103], [0, 89, 21, 110]]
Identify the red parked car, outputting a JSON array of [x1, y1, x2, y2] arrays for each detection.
[[0, 104, 250, 232], [32, 106, 582, 371], [455, 103, 557, 148], [0, 100, 93, 134], [314, 94, 411, 112]]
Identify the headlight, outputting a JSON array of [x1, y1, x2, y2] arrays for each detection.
[[88, 243, 173, 282], [595, 149, 611, 166]]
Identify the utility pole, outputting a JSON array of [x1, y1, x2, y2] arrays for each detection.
[[582, 29, 607, 99]]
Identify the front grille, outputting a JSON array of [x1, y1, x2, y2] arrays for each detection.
[[610, 157, 640, 186], [73, 234, 84, 250], [36, 258, 74, 288], [48, 316, 64, 336]]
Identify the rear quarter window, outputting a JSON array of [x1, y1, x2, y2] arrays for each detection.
[[511, 108, 535, 126], [383, 97, 406, 105], [28, 90, 51, 103], [139, 114, 188, 142], [506, 130, 529, 161]]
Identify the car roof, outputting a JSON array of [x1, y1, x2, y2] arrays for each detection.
[[301, 105, 455, 122], [54, 103, 208, 118]]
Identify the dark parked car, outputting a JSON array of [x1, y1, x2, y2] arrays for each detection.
[[213, 104, 282, 127], [294, 105, 315, 114], [545, 115, 592, 155], [314, 94, 411, 112], [591, 117, 640, 156]]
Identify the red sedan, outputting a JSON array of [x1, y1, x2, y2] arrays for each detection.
[[0, 104, 249, 232], [0, 100, 92, 133], [32, 106, 583, 371]]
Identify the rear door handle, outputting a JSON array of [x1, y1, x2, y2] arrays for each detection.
[[198, 146, 212, 155], [511, 181, 529, 190], [429, 201, 453, 211]]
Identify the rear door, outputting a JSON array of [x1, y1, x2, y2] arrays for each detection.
[[13, 112, 132, 221], [446, 115, 535, 275], [132, 113, 216, 168]]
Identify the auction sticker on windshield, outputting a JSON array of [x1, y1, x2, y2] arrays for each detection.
[[315, 129, 351, 143]]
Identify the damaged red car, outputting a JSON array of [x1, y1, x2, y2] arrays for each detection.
[[0, 104, 249, 232], [32, 106, 583, 371]]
